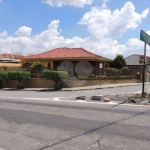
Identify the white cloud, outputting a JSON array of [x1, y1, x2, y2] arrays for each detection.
[[0, 31, 8, 37], [79, 2, 149, 39], [0, 2, 149, 59], [0, 20, 149, 59], [125, 37, 150, 57], [42, 0, 93, 7], [0, 0, 3, 2], [15, 26, 32, 37]]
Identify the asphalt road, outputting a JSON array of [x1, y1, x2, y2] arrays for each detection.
[[0, 85, 149, 150]]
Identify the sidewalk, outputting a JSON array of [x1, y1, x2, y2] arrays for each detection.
[[61, 82, 147, 91], [3, 82, 149, 91]]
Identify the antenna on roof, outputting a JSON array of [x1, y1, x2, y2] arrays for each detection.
[[27, 53, 34, 56], [14, 52, 22, 55]]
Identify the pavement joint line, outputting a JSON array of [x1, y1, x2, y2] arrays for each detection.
[[50, 98, 145, 107], [0, 95, 148, 107], [0, 94, 149, 107]]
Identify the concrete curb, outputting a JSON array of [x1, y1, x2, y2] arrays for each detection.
[[60, 83, 148, 91]]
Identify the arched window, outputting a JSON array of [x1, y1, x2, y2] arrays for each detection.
[[25, 62, 29, 68], [48, 63, 51, 69]]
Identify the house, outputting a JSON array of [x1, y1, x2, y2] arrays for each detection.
[[0, 53, 22, 68], [125, 54, 150, 75], [21, 47, 112, 75]]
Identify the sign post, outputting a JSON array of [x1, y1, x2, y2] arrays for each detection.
[[99, 63, 103, 88], [140, 30, 150, 96]]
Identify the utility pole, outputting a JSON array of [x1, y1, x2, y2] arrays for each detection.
[[140, 30, 150, 96], [142, 42, 146, 96]]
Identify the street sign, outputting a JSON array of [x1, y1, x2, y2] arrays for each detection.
[[140, 30, 150, 46], [140, 30, 150, 95], [99, 63, 103, 68]]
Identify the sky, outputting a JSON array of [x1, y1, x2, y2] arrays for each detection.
[[0, 0, 150, 59]]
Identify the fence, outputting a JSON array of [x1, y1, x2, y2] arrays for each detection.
[[0, 66, 141, 80]]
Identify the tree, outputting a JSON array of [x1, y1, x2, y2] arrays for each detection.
[[30, 61, 45, 73], [111, 54, 126, 69]]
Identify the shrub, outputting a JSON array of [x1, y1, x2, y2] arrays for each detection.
[[44, 70, 68, 82], [106, 68, 119, 76], [96, 75, 108, 80], [0, 71, 8, 80], [121, 66, 130, 75], [30, 61, 45, 73], [119, 75, 136, 80], [44, 70, 68, 89], [16, 84, 24, 89], [0, 71, 8, 88], [31, 73, 43, 78], [77, 75, 108, 80], [131, 75, 136, 79], [8, 71, 31, 89], [119, 75, 130, 80], [107, 76, 118, 80], [54, 83, 63, 90]]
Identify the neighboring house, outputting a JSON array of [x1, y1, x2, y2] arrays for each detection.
[[125, 54, 150, 74], [0, 53, 22, 68], [21, 47, 112, 75]]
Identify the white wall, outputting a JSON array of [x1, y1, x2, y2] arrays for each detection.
[[125, 54, 142, 65]]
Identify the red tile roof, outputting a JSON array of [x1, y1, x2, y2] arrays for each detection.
[[23, 47, 108, 59], [0, 54, 23, 59]]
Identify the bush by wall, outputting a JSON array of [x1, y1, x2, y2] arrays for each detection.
[[44, 70, 68, 89], [0, 71, 8, 88], [77, 74, 136, 80], [44, 70, 68, 82], [30, 61, 45, 73], [8, 71, 31, 89], [77, 75, 108, 80], [106, 68, 119, 76], [120, 66, 130, 75]]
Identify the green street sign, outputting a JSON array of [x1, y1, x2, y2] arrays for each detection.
[[140, 30, 150, 46]]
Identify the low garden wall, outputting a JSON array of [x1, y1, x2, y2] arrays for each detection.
[[2, 78, 141, 88]]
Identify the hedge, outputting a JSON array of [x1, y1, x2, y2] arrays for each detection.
[[44, 70, 68, 83], [8, 71, 31, 88], [0, 71, 8, 81], [0, 71, 8, 88], [120, 66, 130, 75], [77, 75, 136, 80], [43, 70, 68, 90], [106, 68, 119, 76]]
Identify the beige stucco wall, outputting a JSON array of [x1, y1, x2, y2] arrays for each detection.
[[3, 78, 55, 88], [2, 78, 140, 88], [21, 58, 110, 71], [21, 60, 53, 69]]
